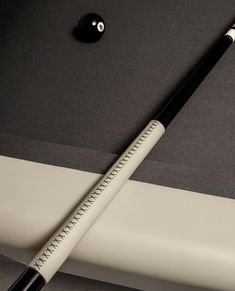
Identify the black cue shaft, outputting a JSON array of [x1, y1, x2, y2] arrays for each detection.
[[156, 32, 233, 128]]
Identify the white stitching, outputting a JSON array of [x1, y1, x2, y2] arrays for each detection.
[[32, 120, 160, 270]]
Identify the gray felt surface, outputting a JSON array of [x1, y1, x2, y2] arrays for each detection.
[[0, 0, 234, 197], [0, 255, 213, 291], [0, 255, 137, 291]]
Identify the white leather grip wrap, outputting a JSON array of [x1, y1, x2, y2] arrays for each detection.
[[225, 23, 235, 42], [29, 120, 165, 282]]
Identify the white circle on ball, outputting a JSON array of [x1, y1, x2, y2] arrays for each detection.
[[97, 22, 104, 32]]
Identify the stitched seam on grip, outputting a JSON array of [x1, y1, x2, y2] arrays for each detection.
[[31, 120, 160, 271]]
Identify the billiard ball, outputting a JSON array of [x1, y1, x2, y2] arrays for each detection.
[[75, 13, 105, 43]]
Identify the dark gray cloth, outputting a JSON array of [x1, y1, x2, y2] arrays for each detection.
[[0, 255, 137, 291], [0, 255, 210, 291], [0, 0, 234, 197]]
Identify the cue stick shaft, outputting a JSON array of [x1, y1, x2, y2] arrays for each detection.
[[156, 25, 235, 127], [8, 23, 235, 291]]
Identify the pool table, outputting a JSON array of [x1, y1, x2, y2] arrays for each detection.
[[0, 1, 235, 290]]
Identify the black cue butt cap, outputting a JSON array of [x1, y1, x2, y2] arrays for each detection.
[[8, 267, 46, 291]]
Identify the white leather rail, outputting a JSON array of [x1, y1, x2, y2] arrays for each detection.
[[1, 155, 235, 290]]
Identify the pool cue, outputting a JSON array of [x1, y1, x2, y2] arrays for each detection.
[[8, 23, 235, 291]]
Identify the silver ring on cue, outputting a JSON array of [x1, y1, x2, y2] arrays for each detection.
[[225, 23, 235, 42]]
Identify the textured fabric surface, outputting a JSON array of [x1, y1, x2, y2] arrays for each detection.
[[0, 0, 234, 197], [0, 255, 137, 291], [0, 255, 212, 290]]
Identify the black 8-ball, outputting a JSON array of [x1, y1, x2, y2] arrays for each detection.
[[75, 13, 105, 43]]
